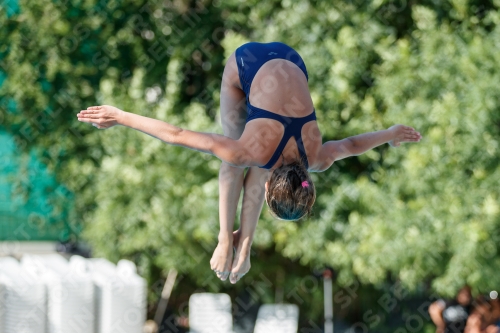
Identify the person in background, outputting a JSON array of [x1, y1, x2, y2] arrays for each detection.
[[465, 296, 492, 333], [464, 295, 500, 333], [429, 286, 473, 333], [484, 297, 500, 333]]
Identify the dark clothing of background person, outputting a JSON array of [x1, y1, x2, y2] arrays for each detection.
[[429, 286, 473, 333], [439, 299, 472, 333]]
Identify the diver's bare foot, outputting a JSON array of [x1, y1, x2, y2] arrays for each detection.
[[210, 231, 239, 281], [210, 240, 232, 281], [230, 232, 251, 284]]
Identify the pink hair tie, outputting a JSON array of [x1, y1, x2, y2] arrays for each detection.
[[301, 181, 309, 188]]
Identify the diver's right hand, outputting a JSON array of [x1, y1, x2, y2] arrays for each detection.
[[77, 105, 124, 129]]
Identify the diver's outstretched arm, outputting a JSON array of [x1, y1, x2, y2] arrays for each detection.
[[77, 105, 253, 167], [315, 124, 422, 171]]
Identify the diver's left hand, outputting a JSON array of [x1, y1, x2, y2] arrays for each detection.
[[388, 124, 422, 147]]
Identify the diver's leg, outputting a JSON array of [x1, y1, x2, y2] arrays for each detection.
[[210, 52, 247, 281], [229, 166, 269, 284]]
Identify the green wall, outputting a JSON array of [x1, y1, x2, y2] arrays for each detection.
[[0, 129, 76, 241]]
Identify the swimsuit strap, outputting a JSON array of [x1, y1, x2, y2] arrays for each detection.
[[246, 103, 316, 169]]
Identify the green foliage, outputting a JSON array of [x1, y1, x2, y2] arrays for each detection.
[[278, 6, 500, 296], [2, 0, 500, 328]]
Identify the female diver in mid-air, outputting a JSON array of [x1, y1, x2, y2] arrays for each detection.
[[77, 42, 421, 284]]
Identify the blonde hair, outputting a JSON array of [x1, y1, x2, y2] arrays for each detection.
[[265, 160, 316, 221]]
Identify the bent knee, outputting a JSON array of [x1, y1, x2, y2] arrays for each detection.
[[219, 162, 245, 183], [221, 161, 245, 171]]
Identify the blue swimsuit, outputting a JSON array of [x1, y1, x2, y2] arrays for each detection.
[[235, 42, 317, 170]]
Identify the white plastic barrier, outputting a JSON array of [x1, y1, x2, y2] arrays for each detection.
[[0, 257, 46, 333], [253, 304, 299, 333], [0, 278, 4, 333], [189, 293, 234, 333], [0, 255, 147, 333], [21, 254, 95, 333], [88, 258, 147, 333]]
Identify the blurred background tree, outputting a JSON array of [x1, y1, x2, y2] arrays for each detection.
[[1, 0, 500, 330]]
